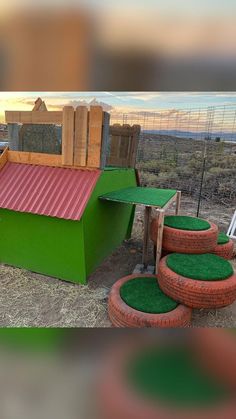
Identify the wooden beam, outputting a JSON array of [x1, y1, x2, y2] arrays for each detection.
[[142, 206, 152, 268], [175, 191, 181, 215], [74, 106, 88, 167], [87, 106, 103, 168], [7, 150, 98, 171], [0, 147, 8, 170], [155, 209, 165, 274], [5, 111, 62, 124], [62, 106, 75, 166], [8, 150, 62, 167]]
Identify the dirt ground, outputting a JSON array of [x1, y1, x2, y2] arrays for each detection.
[[0, 196, 235, 327]]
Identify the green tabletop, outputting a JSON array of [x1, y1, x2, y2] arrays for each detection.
[[99, 187, 177, 208]]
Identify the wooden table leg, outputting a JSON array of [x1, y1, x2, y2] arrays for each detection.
[[175, 191, 181, 215], [155, 209, 164, 274], [142, 206, 152, 269]]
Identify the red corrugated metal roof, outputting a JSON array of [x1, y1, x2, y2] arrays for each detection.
[[0, 162, 101, 220]]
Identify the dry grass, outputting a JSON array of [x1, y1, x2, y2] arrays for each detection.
[[0, 265, 110, 327]]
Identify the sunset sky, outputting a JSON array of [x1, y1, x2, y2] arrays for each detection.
[[1, 92, 236, 133], [1, 92, 236, 124]]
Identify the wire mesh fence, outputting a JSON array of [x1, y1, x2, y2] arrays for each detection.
[[110, 104, 236, 213]]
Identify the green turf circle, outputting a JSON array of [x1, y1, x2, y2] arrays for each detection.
[[217, 232, 230, 245], [164, 215, 211, 231], [166, 253, 233, 281], [120, 277, 178, 314], [126, 346, 229, 408]]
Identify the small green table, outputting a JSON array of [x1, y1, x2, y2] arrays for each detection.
[[100, 186, 181, 272]]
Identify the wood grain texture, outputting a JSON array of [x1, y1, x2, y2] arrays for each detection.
[[62, 106, 75, 166], [0, 147, 8, 170], [87, 106, 103, 168], [8, 150, 62, 167], [74, 106, 88, 167], [5, 111, 62, 124]]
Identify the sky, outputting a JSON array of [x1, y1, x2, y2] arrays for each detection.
[[1, 92, 236, 122], [1, 92, 236, 131]]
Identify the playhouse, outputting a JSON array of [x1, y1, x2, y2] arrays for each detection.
[[0, 100, 140, 284]]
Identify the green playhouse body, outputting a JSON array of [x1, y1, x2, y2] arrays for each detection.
[[0, 165, 137, 284]]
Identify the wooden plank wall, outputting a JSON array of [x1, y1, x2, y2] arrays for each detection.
[[5, 106, 107, 169]]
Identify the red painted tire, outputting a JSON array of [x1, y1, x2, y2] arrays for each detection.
[[213, 239, 234, 260], [108, 274, 192, 328], [99, 341, 236, 419], [194, 329, 236, 391], [158, 257, 236, 309], [150, 217, 218, 254]]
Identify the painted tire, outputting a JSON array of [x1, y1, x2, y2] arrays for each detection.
[[99, 341, 236, 419], [194, 329, 236, 390], [213, 240, 234, 260], [150, 217, 218, 254], [108, 274, 192, 328], [158, 257, 236, 309]]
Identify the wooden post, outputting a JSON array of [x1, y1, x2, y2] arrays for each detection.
[[62, 106, 74, 166], [100, 111, 110, 169], [74, 106, 88, 167], [155, 209, 165, 274], [142, 206, 152, 268], [175, 191, 181, 215], [87, 106, 103, 168]]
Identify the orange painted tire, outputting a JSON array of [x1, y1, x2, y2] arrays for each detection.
[[99, 341, 236, 419], [150, 218, 218, 254], [158, 257, 236, 309], [194, 329, 236, 390], [212, 240, 234, 260], [108, 274, 192, 328]]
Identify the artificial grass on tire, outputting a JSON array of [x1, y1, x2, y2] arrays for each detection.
[[164, 215, 211, 231], [217, 232, 230, 245], [166, 253, 234, 281], [108, 274, 192, 328], [126, 346, 229, 408], [120, 277, 178, 314]]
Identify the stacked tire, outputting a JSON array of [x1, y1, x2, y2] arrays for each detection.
[[158, 254, 236, 309], [108, 274, 192, 328]]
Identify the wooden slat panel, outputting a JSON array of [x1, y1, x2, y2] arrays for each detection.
[[5, 111, 62, 124], [62, 106, 75, 166], [74, 106, 88, 167], [0, 147, 8, 170], [8, 150, 62, 167], [87, 106, 103, 168]]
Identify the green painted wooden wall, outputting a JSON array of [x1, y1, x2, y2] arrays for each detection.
[[0, 168, 136, 284]]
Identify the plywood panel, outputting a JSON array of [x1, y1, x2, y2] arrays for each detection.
[[62, 106, 75, 166], [74, 106, 88, 167], [87, 106, 103, 168], [5, 111, 62, 124]]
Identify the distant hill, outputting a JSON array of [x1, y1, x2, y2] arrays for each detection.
[[143, 130, 236, 142]]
